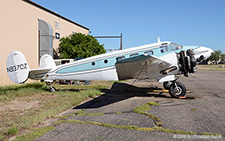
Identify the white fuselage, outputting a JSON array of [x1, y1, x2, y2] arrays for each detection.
[[33, 41, 212, 82]]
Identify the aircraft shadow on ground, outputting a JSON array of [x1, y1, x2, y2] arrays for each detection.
[[73, 82, 194, 109]]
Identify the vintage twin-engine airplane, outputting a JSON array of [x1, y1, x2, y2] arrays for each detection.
[[7, 39, 213, 97]]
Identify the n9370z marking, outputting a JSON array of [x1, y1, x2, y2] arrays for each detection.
[[7, 63, 28, 73]]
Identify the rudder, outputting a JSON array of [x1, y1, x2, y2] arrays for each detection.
[[6, 50, 30, 83], [39, 54, 56, 69]]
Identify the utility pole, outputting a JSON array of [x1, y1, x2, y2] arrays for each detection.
[[120, 33, 122, 50]]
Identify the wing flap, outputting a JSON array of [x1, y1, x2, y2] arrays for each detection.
[[115, 54, 172, 80]]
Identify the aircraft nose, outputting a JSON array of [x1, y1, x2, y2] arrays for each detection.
[[203, 46, 213, 58], [203, 46, 213, 57], [208, 48, 214, 54], [202, 46, 213, 53], [193, 46, 213, 61]]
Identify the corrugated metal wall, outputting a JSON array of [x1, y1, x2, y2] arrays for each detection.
[[39, 19, 53, 59], [0, 0, 89, 86]]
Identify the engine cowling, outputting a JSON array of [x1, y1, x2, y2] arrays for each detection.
[[178, 49, 196, 77]]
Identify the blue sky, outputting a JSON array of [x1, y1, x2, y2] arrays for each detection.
[[32, 0, 225, 53]]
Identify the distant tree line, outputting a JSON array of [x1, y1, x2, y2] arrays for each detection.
[[208, 50, 225, 64]]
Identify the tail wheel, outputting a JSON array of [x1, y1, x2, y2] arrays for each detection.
[[50, 87, 56, 92], [169, 82, 186, 97], [46, 82, 56, 92]]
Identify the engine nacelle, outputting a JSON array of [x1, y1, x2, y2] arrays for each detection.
[[178, 49, 196, 77]]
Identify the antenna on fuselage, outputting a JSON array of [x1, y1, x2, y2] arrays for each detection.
[[157, 37, 161, 43]]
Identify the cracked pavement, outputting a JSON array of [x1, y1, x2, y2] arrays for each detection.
[[36, 71, 225, 141]]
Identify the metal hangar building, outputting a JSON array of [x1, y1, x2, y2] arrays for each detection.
[[0, 0, 89, 86]]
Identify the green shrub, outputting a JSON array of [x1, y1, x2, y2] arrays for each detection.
[[5, 126, 18, 136]]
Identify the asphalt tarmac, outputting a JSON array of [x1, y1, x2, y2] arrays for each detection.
[[36, 71, 225, 141]]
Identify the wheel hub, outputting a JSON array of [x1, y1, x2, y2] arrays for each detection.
[[174, 86, 182, 95]]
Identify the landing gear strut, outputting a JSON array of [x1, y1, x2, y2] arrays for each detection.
[[163, 80, 186, 98], [162, 49, 195, 98], [163, 81, 172, 90], [45, 82, 56, 92]]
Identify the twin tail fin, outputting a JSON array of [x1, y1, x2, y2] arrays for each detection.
[[7, 50, 55, 83]]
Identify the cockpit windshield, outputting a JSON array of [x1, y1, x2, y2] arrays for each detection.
[[169, 43, 183, 51]]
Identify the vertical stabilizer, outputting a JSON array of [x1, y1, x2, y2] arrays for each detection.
[[6, 51, 30, 83], [39, 54, 56, 69]]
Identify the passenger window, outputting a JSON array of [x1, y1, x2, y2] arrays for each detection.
[[130, 53, 139, 57], [104, 59, 108, 64], [116, 56, 125, 61], [144, 50, 154, 55]]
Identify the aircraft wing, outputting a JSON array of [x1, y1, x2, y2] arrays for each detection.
[[115, 54, 172, 80], [29, 68, 51, 80]]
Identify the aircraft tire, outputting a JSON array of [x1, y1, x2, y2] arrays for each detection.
[[169, 82, 186, 98]]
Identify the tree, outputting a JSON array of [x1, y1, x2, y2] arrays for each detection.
[[208, 50, 222, 63], [59, 33, 106, 59], [221, 54, 225, 62]]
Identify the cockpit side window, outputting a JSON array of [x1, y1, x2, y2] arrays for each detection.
[[169, 43, 183, 51], [130, 53, 139, 57], [116, 56, 125, 61]]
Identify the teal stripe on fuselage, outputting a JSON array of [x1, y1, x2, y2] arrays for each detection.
[[56, 45, 199, 74], [56, 57, 116, 73]]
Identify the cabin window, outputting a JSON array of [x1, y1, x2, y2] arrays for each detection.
[[91, 62, 95, 66], [144, 50, 154, 55], [160, 46, 168, 53], [130, 53, 139, 57], [116, 56, 125, 61], [61, 60, 70, 64], [104, 59, 108, 64]]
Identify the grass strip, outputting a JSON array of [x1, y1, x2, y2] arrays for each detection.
[[54, 119, 221, 136], [14, 119, 222, 140], [54, 120, 148, 131], [73, 109, 104, 116], [0, 81, 113, 140], [197, 65, 225, 71], [133, 101, 160, 114], [132, 101, 161, 124], [14, 126, 55, 141]]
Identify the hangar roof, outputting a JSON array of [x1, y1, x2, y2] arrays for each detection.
[[23, 0, 89, 30]]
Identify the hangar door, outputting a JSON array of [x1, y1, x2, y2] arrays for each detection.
[[38, 19, 53, 59]]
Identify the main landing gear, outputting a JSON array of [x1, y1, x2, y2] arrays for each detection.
[[162, 49, 195, 98], [45, 82, 56, 92], [163, 81, 186, 98]]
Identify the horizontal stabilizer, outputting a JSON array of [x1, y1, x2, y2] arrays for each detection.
[[29, 54, 56, 80], [29, 68, 51, 80]]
